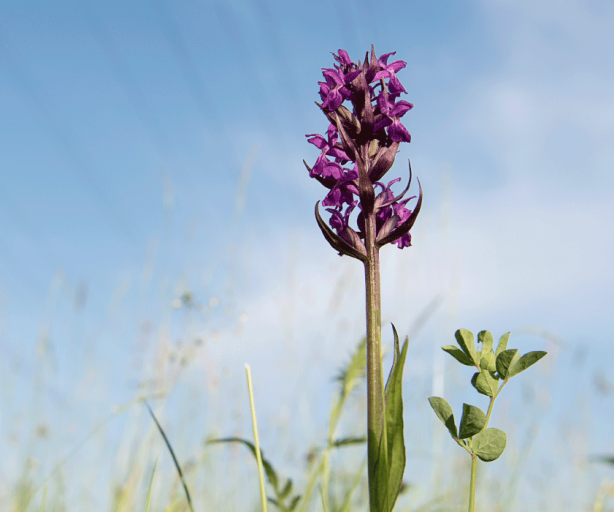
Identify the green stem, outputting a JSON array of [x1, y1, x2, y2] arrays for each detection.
[[364, 212, 383, 511], [485, 379, 507, 428], [468, 454, 478, 512], [484, 396, 496, 428], [466, 379, 507, 512]]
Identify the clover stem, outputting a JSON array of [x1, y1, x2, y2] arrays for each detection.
[[468, 453, 478, 512], [484, 396, 496, 429], [485, 379, 508, 428], [363, 212, 383, 511]]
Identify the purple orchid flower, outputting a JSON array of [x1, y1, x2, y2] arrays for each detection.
[[305, 45, 422, 258], [304, 48, 422, 511]]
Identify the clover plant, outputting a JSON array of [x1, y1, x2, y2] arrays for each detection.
[[429, 329, 547, 512]]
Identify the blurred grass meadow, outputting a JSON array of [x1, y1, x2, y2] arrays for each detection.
[[1, 1, 614, 511]]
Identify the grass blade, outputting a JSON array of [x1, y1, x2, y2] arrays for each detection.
[[144, 458, 158, 512], [319, 484, 327, 512], [145, 402, 194, 512], [246, 363, 269, 512]]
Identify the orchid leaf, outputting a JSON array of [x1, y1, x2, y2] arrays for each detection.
[[373, 327, 408, 512]]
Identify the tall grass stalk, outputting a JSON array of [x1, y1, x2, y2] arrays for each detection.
[[144, 458, 158, 512], [245, 363, 269, 512]]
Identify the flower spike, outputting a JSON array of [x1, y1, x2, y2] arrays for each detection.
[[306, 46, 420, 254]]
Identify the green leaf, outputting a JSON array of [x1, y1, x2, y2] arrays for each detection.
[[478, 330, 494, 354], [479, 351, 496, 373], [208, 437, 279, 492], [471, 371, 498, 397], [496, 349, 518, 379], [372, 328, 408, 512], [472, 428, 507, 462], [495, 333, 510, 356], [332, 436, 367, 447], [428, 397, 458, 439], [442, 345, 474, 366], [458, 404, 486, 439], [590, 456, 614, 467], [279, 479, 293, 499], [507, 351, 547, 378], [288, 494, 301, 512], [288, 495, 301, 511], [145, 402, 194, 512], [455, 329, 477, 365]]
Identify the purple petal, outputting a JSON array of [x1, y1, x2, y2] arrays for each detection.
[[394, 233, 412, 248], [385, 60, 406, 73], [321, 89, 345, 111], [373, 70, 392, 82], [388, 120, 412, 143], [378, 52, 397, 67], [306, 134, 328, 149], [390, 100, 413, 118], [344, 70, 362, 83], [336, 49, 353, 67], [376, 93, 393, 115], [322, 69, 345, 86], [373, 116, 392, 133], [388, 76, 407, 96]]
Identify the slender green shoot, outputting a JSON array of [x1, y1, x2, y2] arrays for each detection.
[[338, 458, 368, 512], [246, 363, 269, 512], [38, 485, 47, 512], [144, 458, 158, 512], [319, 484, 328, 512], [145, 402, 194, 512], [299, 339, 367, 512]]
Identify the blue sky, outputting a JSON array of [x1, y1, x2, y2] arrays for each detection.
[[1, 0, 613, 509]]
